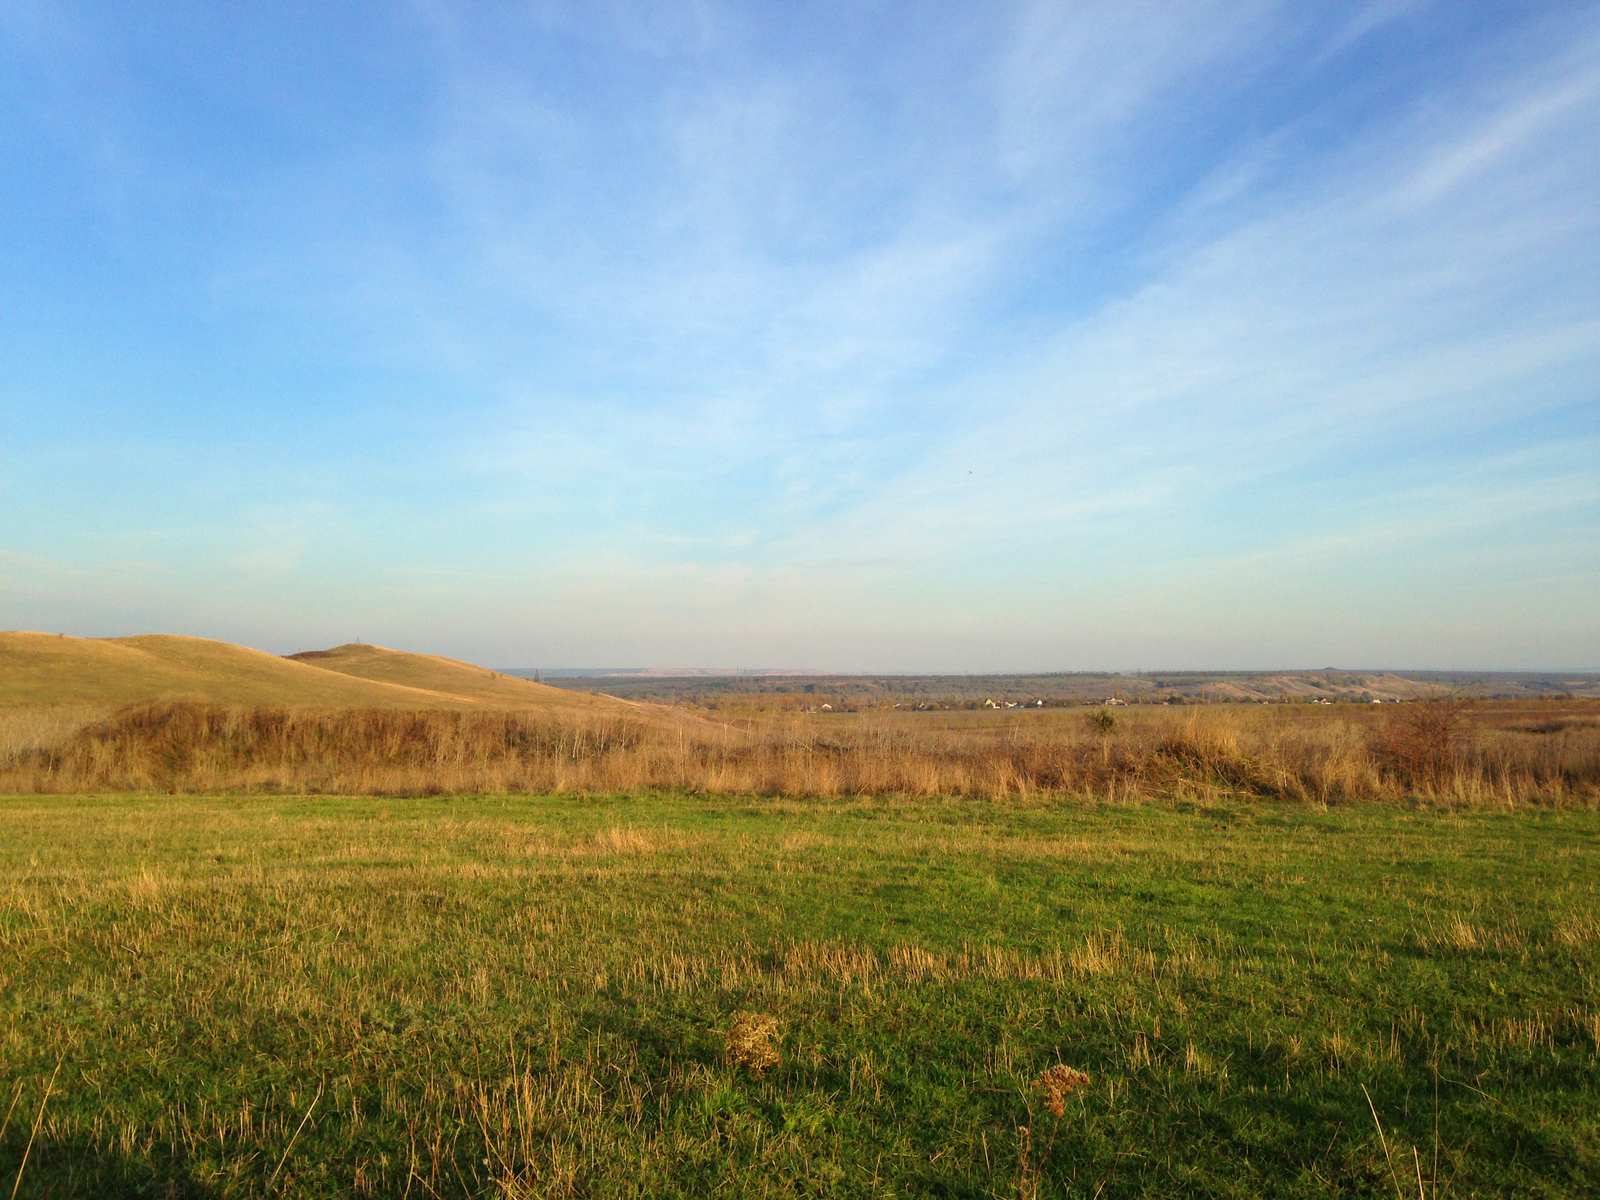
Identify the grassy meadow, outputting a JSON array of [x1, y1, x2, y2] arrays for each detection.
[[2, 788, 1598, 1197]]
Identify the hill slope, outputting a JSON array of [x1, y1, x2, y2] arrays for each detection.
[[0, 632, 627, 711], [284, 643, 629, 712]]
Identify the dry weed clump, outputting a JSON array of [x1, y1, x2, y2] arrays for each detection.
[[725, 1012, 782, 1075], [1032, 1064, 1091, 1117]]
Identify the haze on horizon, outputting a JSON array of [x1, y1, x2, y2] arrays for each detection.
[[2, 1, 1596, 673]]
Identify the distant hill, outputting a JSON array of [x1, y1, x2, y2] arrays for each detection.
[[0, 632, 633, 711]]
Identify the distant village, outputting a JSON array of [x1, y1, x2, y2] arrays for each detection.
[[526, 668, 1599, 713]]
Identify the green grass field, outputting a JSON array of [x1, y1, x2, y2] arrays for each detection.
[[2, 792, 1597, 1197]]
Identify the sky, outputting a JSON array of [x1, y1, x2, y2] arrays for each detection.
[[2, 1, 1596, 671]]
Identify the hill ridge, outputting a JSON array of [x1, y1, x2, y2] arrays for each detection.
[[0, 632, 630, 712]]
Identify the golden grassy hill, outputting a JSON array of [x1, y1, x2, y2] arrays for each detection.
[[0, 632, 627, 712], [284, 643, 628, 712]]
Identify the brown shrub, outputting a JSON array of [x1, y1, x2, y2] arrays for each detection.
[[1373, 692, 1474, 786]]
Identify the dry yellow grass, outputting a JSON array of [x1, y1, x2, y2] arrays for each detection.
[[4, 697, 1594, 804], [284, 642, 632, 712], [2, 632, 434, 707], [0, 632, 636, 712], [0, 704, 106, 766]]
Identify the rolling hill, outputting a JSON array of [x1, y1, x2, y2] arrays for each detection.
[[0, 632, 632, 711], [283, 643, 630, 711]]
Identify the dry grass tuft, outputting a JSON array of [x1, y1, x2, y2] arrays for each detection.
[[725, 1012, 783, 1075], [1032, 1064, 1091, 1117], [585, 825, 664, 855], [1069, 931, 1124, 974], [1554, 912, 1600, 947], [889, 944, 946, 981]]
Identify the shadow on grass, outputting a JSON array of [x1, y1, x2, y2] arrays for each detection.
[[3, 1138, 223, 1199]]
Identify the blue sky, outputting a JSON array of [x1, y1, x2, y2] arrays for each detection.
[[2, 1, 1596, 670]]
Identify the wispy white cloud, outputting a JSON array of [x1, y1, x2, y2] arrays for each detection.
[[760, 25, 1600, 566], [993, 0, 1277, 187]]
